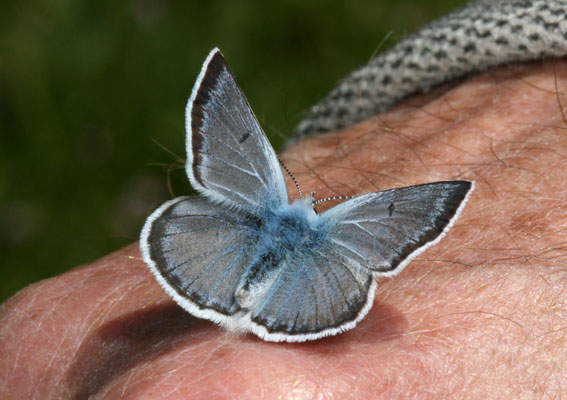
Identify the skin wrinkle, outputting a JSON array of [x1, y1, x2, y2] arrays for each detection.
[[32, 281, 79, 398]]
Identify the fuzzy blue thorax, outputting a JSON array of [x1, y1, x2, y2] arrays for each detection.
[[259, 197, 325, 253]]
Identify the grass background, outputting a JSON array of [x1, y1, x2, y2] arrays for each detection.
[[0, 0, 467, 301]]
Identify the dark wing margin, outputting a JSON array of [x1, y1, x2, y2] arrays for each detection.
[[185, 48, 288, 212], [140, 196, 257, 322], [323, 181, 474, 276]]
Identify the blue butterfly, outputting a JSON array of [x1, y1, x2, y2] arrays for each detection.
[[140, 48, 474, 342]]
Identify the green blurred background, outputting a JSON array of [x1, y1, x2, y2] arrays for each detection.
[[0, 0, 466, 302]]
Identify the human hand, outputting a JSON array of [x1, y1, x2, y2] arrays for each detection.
[[1, 61, 566, 399]]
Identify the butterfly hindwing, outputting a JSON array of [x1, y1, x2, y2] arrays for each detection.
[[186, 48, 288, 212], [248, 249, 375, 341], [141, 196, 258, 319]]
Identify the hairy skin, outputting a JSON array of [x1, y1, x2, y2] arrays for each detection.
[[1, 61, 567, 399]]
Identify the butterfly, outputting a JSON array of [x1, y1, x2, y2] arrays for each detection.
[[140, 48, 474, 342]]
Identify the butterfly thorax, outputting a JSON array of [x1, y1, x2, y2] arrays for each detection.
[[235, 198, 331, 309]]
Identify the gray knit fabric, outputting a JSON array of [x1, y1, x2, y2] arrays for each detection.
[[293, 0, 567, 139]]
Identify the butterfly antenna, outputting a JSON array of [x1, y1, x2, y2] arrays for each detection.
[[278, 157, 303, 199], [313, 195, 352, 205]]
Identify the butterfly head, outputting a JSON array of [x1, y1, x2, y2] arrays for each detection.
[[291, 193, 318, 216]]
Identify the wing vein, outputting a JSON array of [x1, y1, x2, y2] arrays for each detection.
[[329, 238, 366, 259], [196, 114, 269, 192], [185, 246, 246, 290], [352, 222, 407, 259], [207, 247, 249, 298], [315, 249, 364, 296]]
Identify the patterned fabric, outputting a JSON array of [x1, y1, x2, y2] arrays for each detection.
[[293, 0, 567, 139]]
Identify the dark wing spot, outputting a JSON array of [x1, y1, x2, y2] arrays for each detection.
[[238, 132, 251, 144], [388, 202, 395, 217]]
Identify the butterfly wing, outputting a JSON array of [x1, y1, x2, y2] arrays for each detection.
[[140, 196, 259, 321], [186, 48, 288, 212], [323, 181, 474, 275], [247, 250, 375, 342]]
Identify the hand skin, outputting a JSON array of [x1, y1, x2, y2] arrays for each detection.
[[2, 61, 567, 400]]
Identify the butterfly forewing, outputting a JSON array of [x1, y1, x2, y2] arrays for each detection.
[[323, 181, 473, 275], [186, 48, 288, 212]]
